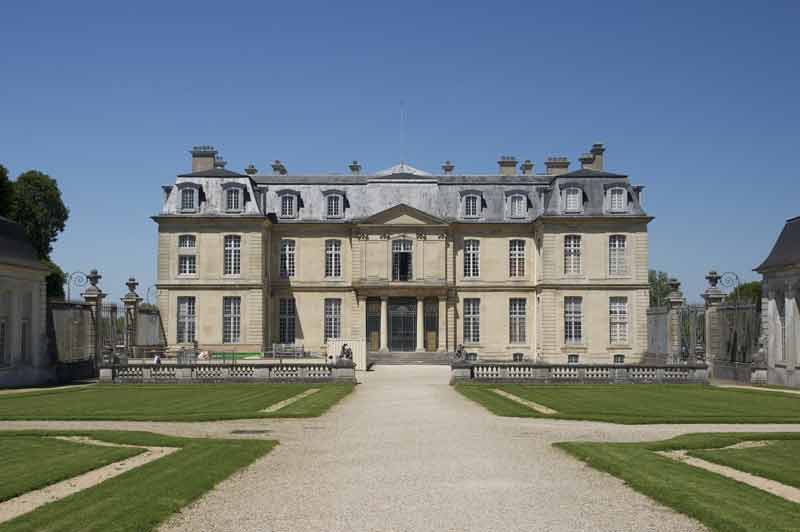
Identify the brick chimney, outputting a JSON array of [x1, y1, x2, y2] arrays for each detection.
[[271, 160, 287, 175], [190, 145, 217, 172], [579, 153, 594, 170], [442, 161, 455, 175], [498, 156, 518, 177], [349, 160, 362, 175], [590, 143, 605, 170], [520, 160, 534, 176], [545, 157, 570, 176]]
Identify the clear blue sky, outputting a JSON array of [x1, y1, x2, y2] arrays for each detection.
[[1, 0, 798, 302]]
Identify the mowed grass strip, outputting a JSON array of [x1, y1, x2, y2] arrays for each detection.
[[0, 430, 275, 532], [0, 436, 143, 502], [456, 384, 800, 424], [556, 433, 800, 532], [689, 440, 800, 489], [0, 383, 354, 421]]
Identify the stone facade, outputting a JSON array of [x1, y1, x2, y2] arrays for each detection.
[[153, 145, 652, 363]]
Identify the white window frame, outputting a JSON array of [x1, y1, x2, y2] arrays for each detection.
[[178, 235, 196, 249], [609, 297, 628, 345], [564, 187, 583, 213], [608, 235, 627, 276], [564, 235, 582, 275], [176, 296, 196, 343], [180, 187, 198, 212], [509, 239, 525, 278], [325, 239, 342, 278], [324, 298, 341, 342], [326, 194, 343, 219], [279, 298, 296, 344], [225, 187, 242, 213], [613, 354, 625, 365], [609, 187, 627, 213], [567, 354, 580, 364], [278, 192, 298, 219], [565, 296, 583, 345], [222, 296, 241, 344], [463, 298, 480, 344], [509, 194, 527, 219], [463, 194, 480, 219], [280, 239, 296, 278], [223, 235, 241, 276], [178, 254, 196, 275], [464, 239, 480, 278], [509, 298, 527, 344], [391, 239, 413, 281]]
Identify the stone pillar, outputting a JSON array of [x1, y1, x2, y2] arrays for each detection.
[[785, 281, 797, 368], [81, 269, 105, 367], [357, 296, 367, 341], [379, 296, 388, 352], [702, 270, 725, 367], [666, 278, 685, 360], [416, 297, 425, 352], [121, 277, 142, 356], [437, 295, 447, 352]]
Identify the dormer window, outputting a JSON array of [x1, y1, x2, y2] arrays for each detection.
[[278, 191, 298, 219], [609, 187, 627, 212], [226, 188, 241, 212], [564, 187, 582, 213], [509, 194, 527, 219], [324, 193, 345, 219], [180, 188, 197, 212], [463, 195, 480, 219]]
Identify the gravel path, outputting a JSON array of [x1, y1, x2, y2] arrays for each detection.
[[4, 366, 800, 531]]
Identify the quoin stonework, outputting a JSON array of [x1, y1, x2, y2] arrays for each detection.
[[153, 144, 652, 363]]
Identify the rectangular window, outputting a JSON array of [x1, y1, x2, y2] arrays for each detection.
[[609, 235, 627, 275], [223, 235, 241, 275], [463, 298, 480, 343], [610, 188, 626, 211], [509, 298, 527, 344], [510, 195, 526, 218], [326, 195, 342, 218], [226, 188, 241, 212], [565, 188, 582, 212], [178, 255, 196, 275], [324, 298, 341, 342], [567, 354, 579, 364], [280, 195, 296, 218], [565, 296, 583, 344], [280, 240, 296, 278], [464, 239, 480, 278], [392, 240, 413, 281], [222, 297, 241, 344], [509, 239, 525, 277], [464, 195, 479, 218], [279, 298, 296, 344], [609, 297, 628, 345], [178, 235, 196, 248], [777, 298, 787, 362], [564, 235, 581, 274], [177, 296, 196, 343], [325, 239, 342, 278], [613, 354, 625, 365], [180, 188, 195, 211]]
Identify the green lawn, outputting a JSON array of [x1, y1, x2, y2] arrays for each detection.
[[0, 383, 354, 421], [0, 430, 275, 532], [456, 384, 800, 424], [690, 440, 800, 489], [0, 435, 143, 502], [557, 433, 800, 532]]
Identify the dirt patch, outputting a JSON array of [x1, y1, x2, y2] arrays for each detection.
[[261, 388, 320, 413], [493, 389, 558, 415]]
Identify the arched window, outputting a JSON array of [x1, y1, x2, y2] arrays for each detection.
[[509, 194, 527, 218], [609, 187, 627, 212], [564, 187, 582, 212], [463, 194, 480, 218]]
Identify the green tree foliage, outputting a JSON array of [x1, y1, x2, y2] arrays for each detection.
[[726, 281, 762, 305], [43, 259, 66, 300], [649, 269, 671, 307], [11, 170, 69, 259], [0, 164, 14, 218]]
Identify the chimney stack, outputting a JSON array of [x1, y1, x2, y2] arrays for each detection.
[[190, 145, 217, 172], [590, 143, 605, 170], [245, 163, 258, 176], [271, 160, 287, 175], [213, 156, 227, 169], [520, 160, 534, 176], [579, 153, 594, 170], [545, 157, 570, 176], [498, 156, 518, 177], [349, 160, 362, 175], [442, 160, 455, 175]]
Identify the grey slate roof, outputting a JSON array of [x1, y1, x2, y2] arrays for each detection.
[[178, 168, 248, 178], [755, 216, 800, 272], [558, 168, 628, 178], [0, 216, 46, 268]]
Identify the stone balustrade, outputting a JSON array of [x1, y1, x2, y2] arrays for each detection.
[[99, 360, 356, 384], [451, 361, 708, 384]]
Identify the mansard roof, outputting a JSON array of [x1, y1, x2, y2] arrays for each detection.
[[755, 216, 800, 272], [178, 168, 248, 178], [558, 168, 628, 179], [374, 163, 433, 178], [0, 216, 47, 269]]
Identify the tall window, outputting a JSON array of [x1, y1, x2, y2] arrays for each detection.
[[178, 255, 196, 275], [280, 240, 296, 278], [20, 320, 29, 362], [392, 239, 413, 281], [609, 188, 626, 212], [176, 296, 196, 343], [565, 187, 582, 212], [223, 235, 241, 275], [324, 298, 341, 342], [609, 297, 628, 345], [325, 240, 342, 278], [180, 188, 196, 211], [463, 195, 479, 218], [564, 235, 582, 274], [279, 298, 296, 344], [178, 235, 196, 248], [326, 195, 342, 218], [609, 235, 627, 275], [509, 194, 526, 218], [509, 239, 525, 277], [464, 240, 480, 278], [280, 194, 296, 218], [565, 296, 583, 344], [777, 297, 787, 362], [222, 296, 241, 344], [463, 298, 480, 343], [226, 188, 241, 212], [509, 298, 527, 344]]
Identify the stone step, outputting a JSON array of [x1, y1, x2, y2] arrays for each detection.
[[368, 352, 452, 366]]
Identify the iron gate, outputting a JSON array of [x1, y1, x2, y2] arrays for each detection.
[[679, 304, 705, 363], [389, 299, 416, 351]]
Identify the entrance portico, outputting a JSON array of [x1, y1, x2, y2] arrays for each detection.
[[360, 291, 447, 353]]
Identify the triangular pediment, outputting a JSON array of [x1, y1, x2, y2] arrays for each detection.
[[361, 204, 445, 225]]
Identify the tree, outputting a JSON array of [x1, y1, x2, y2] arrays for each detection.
[[43, 259, 66, 300], [649, 269, 671, 307], [725, 281, 762, 305], [0, 164, 13, 218], [11, 170, 69, 259]]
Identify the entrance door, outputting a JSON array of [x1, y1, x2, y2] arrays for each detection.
[[389, 299, 416, 351], [366, 299, 381, 351], [424, 300, 438, 351]]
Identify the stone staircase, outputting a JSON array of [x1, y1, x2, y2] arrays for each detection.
[[369, 351, 452, 366]]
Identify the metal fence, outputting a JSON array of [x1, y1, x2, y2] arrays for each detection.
[[679, 304, 706, 363]]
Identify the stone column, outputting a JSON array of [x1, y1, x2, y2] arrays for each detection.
[[379, 296, 388, 352], [666, 278, 685, 361], [81, 269, 105, 367], [121, 277, 142, 356], [701, 270, 725, 367], [437, 295, 447, 352], [416, 297, 425, 352], [785, 281, 797, 368], [357, 296, 367, 340]]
